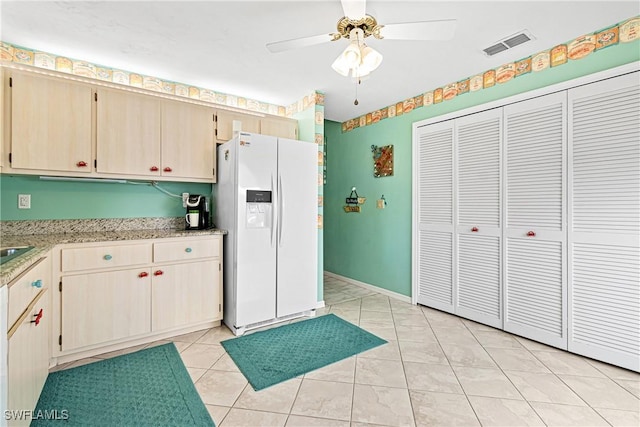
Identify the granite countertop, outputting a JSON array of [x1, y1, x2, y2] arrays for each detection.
[[0, 218, 227, 288]]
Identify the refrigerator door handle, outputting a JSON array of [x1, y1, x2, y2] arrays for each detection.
[[271, 173, 275, 247], [278, 174, 284, 246]]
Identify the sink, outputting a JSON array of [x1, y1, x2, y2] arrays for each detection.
[[0, 246, 35, 265]]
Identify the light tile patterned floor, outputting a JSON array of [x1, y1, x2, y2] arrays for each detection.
[[61, 274, 640, 426]]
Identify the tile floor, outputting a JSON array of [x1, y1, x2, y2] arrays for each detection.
[[56, 274, 640, 426]]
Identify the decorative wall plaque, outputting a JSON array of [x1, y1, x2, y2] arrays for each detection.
[[372, 145, 394, 178]]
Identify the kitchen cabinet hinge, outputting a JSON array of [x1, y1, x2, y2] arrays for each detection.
[[8, 153, 11, 164], [218, 303, 221, 312], [94, 159, 97, 168], [214, 114, 218, 122], [212, 167, 215, 176], [215, 128, 218, 137], [58, 335, 62, 346], [94, 93, 97, 102], [9, 77, 12, 87], [59, 281, 62, 291], [218, 263, 221, 271]]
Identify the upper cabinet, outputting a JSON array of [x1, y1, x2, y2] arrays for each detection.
[[96, 88, 162, 176], [260, 116, 298, 140], [162, 101, 216, 180], [2, 70, 296, 182], [215, 110, 260, 142], [214, 110, 298, 142], [9, 71, 92, 173]]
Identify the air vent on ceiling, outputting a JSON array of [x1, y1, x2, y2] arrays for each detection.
[[483, 30, 535, 57]]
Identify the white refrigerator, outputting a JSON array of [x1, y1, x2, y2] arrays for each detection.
[[216, 132, 318, 335]]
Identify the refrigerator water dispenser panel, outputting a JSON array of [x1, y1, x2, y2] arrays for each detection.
[[246, 190, 272, 229]]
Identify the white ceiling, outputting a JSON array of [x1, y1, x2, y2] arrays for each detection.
[[1, 1, 638, 122]]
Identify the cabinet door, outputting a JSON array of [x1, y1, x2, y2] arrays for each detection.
[[162, 101, 216, 180], [455, 109, 502, 328], [215, 110, 260, 142], [11, 72, 92, 172], [61, 269, 151, 351], [260, 117, 298, 140], [151, 260, 220, 331], [504, 91, 567, 349], [96, 89, 161, 176], [415, 120, 455, 312], [8, 289, 49, 418], [568, 72, 640, 371]]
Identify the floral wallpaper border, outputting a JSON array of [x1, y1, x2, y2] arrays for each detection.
[[0, 41, 288, 117], [340, 16, 639, 133]]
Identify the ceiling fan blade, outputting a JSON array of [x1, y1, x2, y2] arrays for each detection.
[[266, 33, 335, 53], [381, 19, 457, 41], [341, 0, 366, 20]]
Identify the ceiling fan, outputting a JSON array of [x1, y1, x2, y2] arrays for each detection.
[[266, 0, 457, 83]]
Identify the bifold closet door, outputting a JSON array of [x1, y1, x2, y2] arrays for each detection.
[[415, 120, 455, 312], [568, 72, 640, 372], [504, 91, 567, 349], [455, 109, 503, 328]]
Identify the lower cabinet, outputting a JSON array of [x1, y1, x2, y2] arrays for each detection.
[[61, 268, 152, 351], [151, 260, 219, 331], [55, 235, 223, 357], [8, 288, 49, 425]]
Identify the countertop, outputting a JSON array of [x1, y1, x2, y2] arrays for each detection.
[[0, 227, 226, 288]]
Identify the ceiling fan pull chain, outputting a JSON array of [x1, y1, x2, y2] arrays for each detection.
[[354, 78, 359, 105]]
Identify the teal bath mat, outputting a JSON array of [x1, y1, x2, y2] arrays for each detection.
[[221, 314, 387, 391], [32, 343, 214, 426]]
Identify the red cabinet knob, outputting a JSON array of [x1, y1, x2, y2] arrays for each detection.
[[138, 272, 148, 278], [76, 161, 88, 167], [527, 231, 536, 237], [471, 227, 479, 232], [153, 270, 164, 276], [31, 308, 43, 326], [163, 167, 172, 172], [150, 166, 159, 172]]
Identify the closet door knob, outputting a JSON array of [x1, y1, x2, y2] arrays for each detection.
[[31, 279, 43, 288], [527, 231, 536, 237], [104, 254, 113, 260], [471, 227, 479, 232], [185, 247, 192, 253]]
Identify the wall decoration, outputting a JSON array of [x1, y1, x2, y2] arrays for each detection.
[[372, 145, 394, 178], [344, 188, 365, 212], [339, 15, 639, 133], [0, 41, 288, 117]]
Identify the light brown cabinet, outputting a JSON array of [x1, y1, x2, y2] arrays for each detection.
[[162, 101, 216, 180], [215, 110, 260, 142], [9, 71, 92, 173], [55, 235, 223, 358], [96, 88, 162, 176], [260, 116, 298, 140], [7, 255, 51, 422]]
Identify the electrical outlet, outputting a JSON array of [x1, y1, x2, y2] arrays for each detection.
[[18, 194, 31, 209], [182, 193, 189, 208]]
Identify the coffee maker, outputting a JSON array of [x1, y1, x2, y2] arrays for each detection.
[[185, 195, 209, 230]]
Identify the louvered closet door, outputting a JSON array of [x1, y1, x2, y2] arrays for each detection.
[[455, 109, 503, 328], [416, 120, 455, 312], [504, 91, 567, 349], [568, 72, 640, 372]]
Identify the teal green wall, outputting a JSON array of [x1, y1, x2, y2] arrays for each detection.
[[324, 38, 640, 297], [294, 103, 324, 302], [0, 175, 212, 220]]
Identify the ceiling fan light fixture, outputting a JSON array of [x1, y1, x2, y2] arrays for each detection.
[[360, 44, 383, 72], [331, 54, 351, 77], [342, 41, 362, 67]]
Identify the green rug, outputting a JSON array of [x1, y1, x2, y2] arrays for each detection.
[[32, 343, 214, 426], [221, 314, 387, 391]]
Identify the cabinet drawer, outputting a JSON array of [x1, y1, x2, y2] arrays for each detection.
[[154, 238, 220, 263], [61, 243, 152, 272], [8, 257, 51, 331]]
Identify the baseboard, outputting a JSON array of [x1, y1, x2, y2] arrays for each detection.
[[323, 271, 412, 304], [315, 300, 326, 309]]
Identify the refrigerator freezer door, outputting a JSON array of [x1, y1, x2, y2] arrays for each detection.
[[236, 133, 278, 326], [276, 138, 318, 317]]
